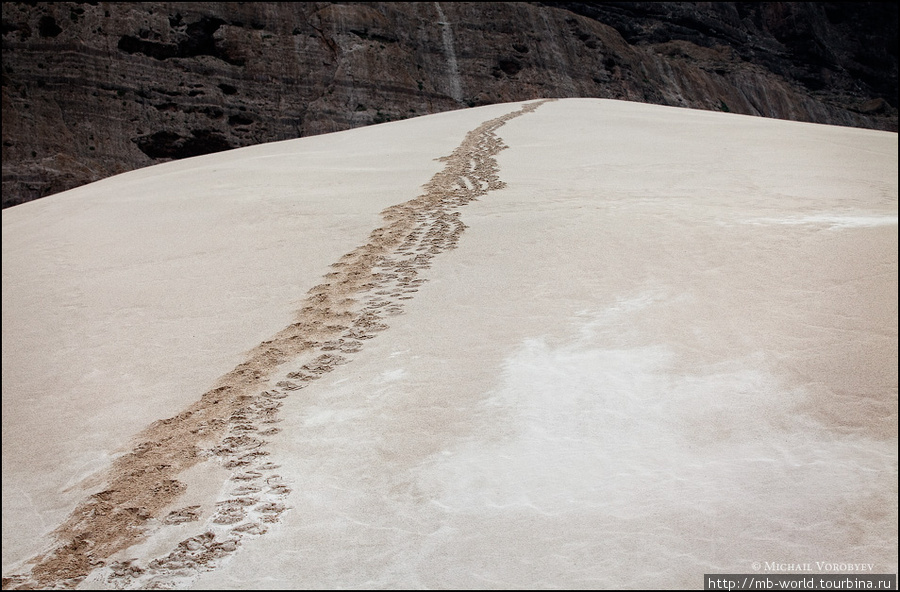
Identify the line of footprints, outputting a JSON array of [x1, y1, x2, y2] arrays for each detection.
[[102, 100, 551, 589]]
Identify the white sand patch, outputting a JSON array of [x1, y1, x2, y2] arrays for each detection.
[[415, 304, 895, 587]]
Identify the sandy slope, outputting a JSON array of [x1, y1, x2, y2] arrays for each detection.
[[2, 99, 897, 589]]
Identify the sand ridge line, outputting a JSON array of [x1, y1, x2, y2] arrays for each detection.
[[1, 99, 553, 590]]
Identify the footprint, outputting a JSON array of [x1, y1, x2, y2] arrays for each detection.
[[268, 484, 292, 496], [231, 522, 267, 536], [261, 390, 288, 400], [163, 505, 201, 525]]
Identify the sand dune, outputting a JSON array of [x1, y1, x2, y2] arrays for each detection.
[[2, 99, 897, 589]]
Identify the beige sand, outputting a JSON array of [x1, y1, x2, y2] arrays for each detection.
[[2, 99, 897, 589]]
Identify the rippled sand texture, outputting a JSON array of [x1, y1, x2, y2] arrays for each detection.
[[2, 99, 897, 589]]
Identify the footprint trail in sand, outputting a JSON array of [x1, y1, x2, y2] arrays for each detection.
[[1, 99, 552, 590]]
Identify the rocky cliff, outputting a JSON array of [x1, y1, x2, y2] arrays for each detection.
[[2, 2, 897, 207]]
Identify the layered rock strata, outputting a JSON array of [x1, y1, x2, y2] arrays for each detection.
[[2, 2, 896, 207]]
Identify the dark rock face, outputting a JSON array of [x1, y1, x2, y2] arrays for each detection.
[[550, 2, 898, 116], [2, 2, 897, 207]]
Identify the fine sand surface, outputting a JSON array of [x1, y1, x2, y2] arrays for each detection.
[[2, 99, 897, 589]]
